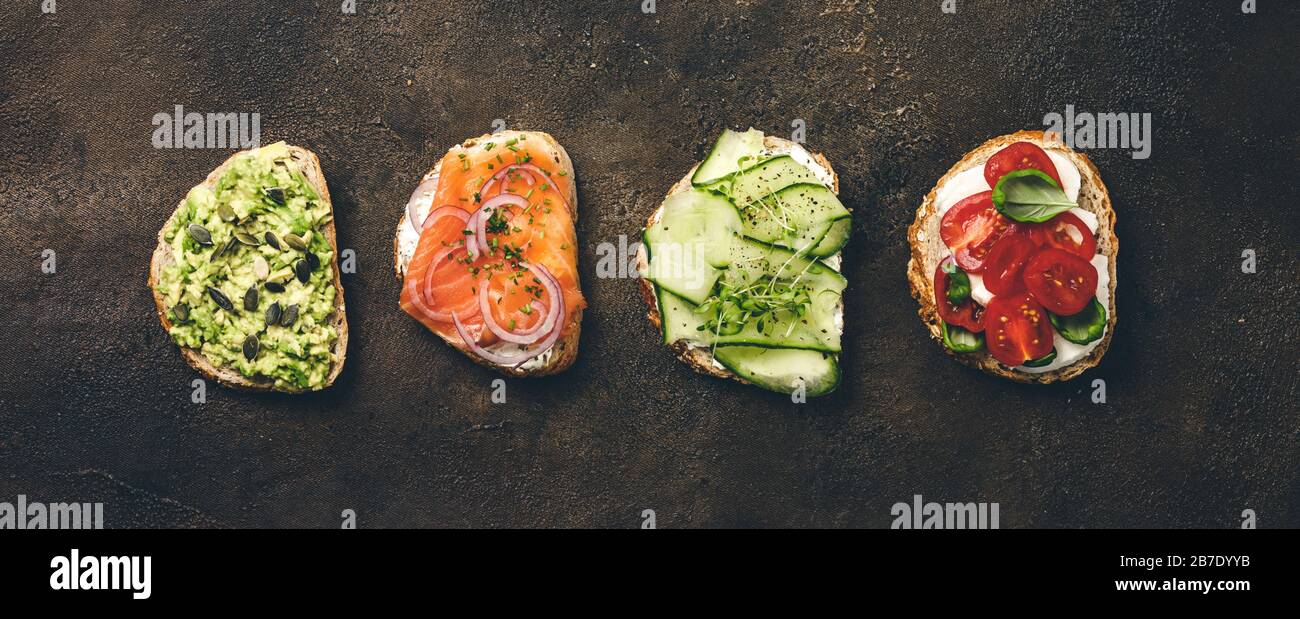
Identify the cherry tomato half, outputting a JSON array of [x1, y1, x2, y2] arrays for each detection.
[[983, 141, 1063, 189], [984, 293, 1055, 367], [981, 232, 1036, 297], [1022, 248, 1098, 315], [1029, 211, 1096, 260], [933, 257, 984, 333], [938, 191, 1021, 273]]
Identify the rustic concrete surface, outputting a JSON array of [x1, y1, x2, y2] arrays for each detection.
[[0, 1, 1296, 528]]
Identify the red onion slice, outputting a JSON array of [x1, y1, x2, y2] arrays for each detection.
[[407, 270, 478, 325], [477, 262, 562, 344], [409, 245, 477, 323], [405, 176, 439, 235], [480, 163, 541, 198], [475, 193, 529, 257], [453, 263, 566, 367], [462, 210, 481, 262], [422, 205, 468, 231]]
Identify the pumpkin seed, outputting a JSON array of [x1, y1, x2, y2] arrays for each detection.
[[187, 223, 213, 246], [264, 302, 281, 326], [206, 286, 233, 312], [243, 285, 259, 311], [264, 281, 286, 293], [305, 252, 321, 272], [285, 233, 308, 252], [264, 231, 283, 250], [210, 236, 238, 262], [242, 334, 259, 360], [218, 203, 238, 223], [264, 186, 286, 205], [294, 259, 311, 283], [280, 304, 299, 327], [171, 303, 190, 322], [252, 255, 270, 280], [235, 232, 261, 247]]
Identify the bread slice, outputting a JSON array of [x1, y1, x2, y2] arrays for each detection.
[[635, 135, 843, 385], [148, 144, 348, 392], [906, 130, 1118, 383], [392, 130, 583, 377]]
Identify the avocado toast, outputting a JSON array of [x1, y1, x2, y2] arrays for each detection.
[[636, 129, 851, 396], [149, 142, 348, 392]]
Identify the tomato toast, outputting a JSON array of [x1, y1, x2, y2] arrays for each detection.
[[394, 131, 584, 376], [907, 131, 1118, 383]]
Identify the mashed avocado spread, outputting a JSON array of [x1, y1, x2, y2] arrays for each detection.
[[157, 142, 338, 390]]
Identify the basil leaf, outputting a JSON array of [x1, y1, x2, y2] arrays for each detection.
[[942, 261, 972, 304], [1049, 297, 1107, 345], [992, 169, 1076, 223], [1022, 348, 1058, 367], [941, 321, 984, 353]]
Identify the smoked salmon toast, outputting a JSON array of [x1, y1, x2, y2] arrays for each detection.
[[394, 131, 584, 375]]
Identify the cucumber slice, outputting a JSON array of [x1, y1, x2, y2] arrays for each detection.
[[644, 188, 742, 267], [1022, 348, 1057, 367], [642, 231, 719, 304], [941, 322, 985, 353], [656, 283, 709, 345], [808, 217, 852, 258], [718, 237, 847, 292], [740, 183, 851, 254], [713, 346, 841, 396], [691, 129, 766, 187], [642, 189, 741, 303], [660, 239, 845, 352], [657, 285, 841, 395], [658, 285, 842, 352], [728, 155, 821, 207]]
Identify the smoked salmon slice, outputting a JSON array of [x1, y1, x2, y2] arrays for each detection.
[[398, 131, 585, 372]]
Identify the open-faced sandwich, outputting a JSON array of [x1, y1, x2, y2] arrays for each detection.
[[637, 128, 852, 396], [150, 142, 347, 392], [394, 130, 584, 376], [908, 131, 1117, 383]]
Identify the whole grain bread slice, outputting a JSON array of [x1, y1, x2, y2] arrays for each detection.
[[392, 130, 583, 377], [635, 135, 843, 385], [148, 144, 348, 392], [906, 130, 1118, 383]]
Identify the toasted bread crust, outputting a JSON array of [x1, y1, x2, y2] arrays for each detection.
[[906, 130, 1118, 383], [636, 135, 842, 385], [392, 130, 582, 377], [148, 145, 349, 393]]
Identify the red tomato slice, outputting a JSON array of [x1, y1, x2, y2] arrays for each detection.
[[1029, 211, 1096, 260], [984, 293, 1054, 366], [981, 232, 1036, 296], [939, 191, 1021, 272], [933, 257, 984, 333], [983, 141, 1062, 189], [1022, 248, 1098, 315]]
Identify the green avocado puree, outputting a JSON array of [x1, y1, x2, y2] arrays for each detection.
[[157, 142, 338, 390]]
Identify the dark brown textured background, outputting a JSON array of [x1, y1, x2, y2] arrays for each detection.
[[0, 1, 1296, 528]]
